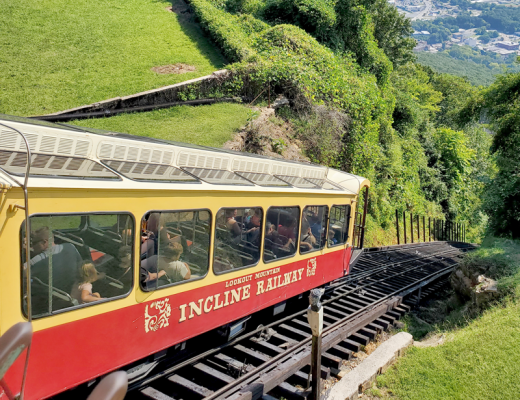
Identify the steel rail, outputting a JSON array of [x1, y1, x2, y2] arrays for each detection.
[[130, 246, 462, 392], [205, 249, 463, 400]]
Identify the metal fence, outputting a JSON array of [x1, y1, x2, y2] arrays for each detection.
[[395, 210, 466, 244]]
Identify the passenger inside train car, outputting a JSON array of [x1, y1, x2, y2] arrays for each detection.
[[214, 207, 262, 273], [328, 205, 351, 246], [264, 207, 300, 261], [22, 213, 134, 318], [140, 210, 210, 290], [300, 206, 328, 254]]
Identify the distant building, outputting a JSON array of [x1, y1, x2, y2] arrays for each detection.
[[465, 38, 478, 47], [486, 45, 517, 59], [496, 41, 519, 50], [421, 30, 430, 35], [453, 33, 463, 39]]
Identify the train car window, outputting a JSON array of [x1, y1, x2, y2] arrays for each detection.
[[300, 206, 328, 254], [1, 151, 120, 180], [140, 210, 211, 291], [328, 205, 351, 247], [213, 208, 263, 274], [264, 207, 300, 262], [21, 213, 134, 319]]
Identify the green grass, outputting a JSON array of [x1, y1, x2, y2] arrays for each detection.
[[0, 0, 226, 116], [416, 53, 499, 87], [69, 103, 252, 147], [378, 238, 520, 400]]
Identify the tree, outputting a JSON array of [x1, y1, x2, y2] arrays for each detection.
[[479, 33, 491, 43], [482, 72, 520, 237]]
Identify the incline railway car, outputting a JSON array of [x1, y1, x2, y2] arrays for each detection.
[[0, 114, 369, 399]]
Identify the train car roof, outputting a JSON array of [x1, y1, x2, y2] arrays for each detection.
[[0, 114, 369, 195]]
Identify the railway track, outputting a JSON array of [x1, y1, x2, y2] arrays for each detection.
[[127, 241, 475, 400]]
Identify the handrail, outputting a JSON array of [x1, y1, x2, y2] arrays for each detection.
[[0, 123, 32, 400]]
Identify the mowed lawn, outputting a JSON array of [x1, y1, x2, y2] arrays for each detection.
[[70, 103, 251, 148], [1, 0, 226, 116]]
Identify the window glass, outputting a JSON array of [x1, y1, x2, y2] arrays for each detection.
[[300, 206, 328, 254], [264, 207, 300, 262], [22, 213, 134, 319], [328, 205, 351, 247], [141, 210, 211, 291], [2, 151, 120, 180], [214, 208, 262, 273]]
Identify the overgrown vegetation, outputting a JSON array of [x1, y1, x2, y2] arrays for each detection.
[[481, 73, 520, 238], [184, 0, 495, 245]]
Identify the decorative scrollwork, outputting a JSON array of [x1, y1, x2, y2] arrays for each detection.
[[144, 299, 171, 333]]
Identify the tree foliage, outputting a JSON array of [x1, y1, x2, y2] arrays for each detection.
[[482, 73, 520, 237]]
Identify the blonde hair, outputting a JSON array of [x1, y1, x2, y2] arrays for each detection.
[[79, 263, 98, 283]]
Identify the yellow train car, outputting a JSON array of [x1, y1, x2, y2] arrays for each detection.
[[0, 114, 369, 399]]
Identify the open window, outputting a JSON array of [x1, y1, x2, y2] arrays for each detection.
[[22, 213, 134, 319], [328, 205, 351, 247]]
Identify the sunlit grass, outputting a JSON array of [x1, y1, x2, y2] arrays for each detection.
[[69, 103, 252, 148], [378, 238, 520, 400], [0, 0, 226, 116]]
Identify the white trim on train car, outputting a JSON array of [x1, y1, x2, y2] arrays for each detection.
[[0, 115, 369, 195]]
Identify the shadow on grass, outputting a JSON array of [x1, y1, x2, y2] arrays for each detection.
[[168, 0, 229, 68]]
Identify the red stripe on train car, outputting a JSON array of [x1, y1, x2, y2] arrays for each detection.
[[5, 248, 351, 399]]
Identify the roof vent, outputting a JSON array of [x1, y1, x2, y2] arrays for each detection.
[[75, 140, 90, 156], [40, 136, 57, 153], [232, 159, 270, 173], [57, 138, 74, 155], [178, 151, 230, 170]]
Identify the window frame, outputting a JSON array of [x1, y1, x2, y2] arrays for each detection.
[[213, 206, 264, 275], [20, 211, 136, 320], [140, 208, 212, 292], [327, 204, 352, 248], [263, 205, 301, 264], [299, 205, 329, 255]]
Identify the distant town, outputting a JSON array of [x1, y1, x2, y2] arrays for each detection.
[[392, 0, 520, 59], [414, 29, 520, 58]]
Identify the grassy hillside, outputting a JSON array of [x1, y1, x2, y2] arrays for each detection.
[[378, 238, 520, 399], [0, 0, 226, 115], [69, 104, 252, 147], [416, 53, 499, 86]]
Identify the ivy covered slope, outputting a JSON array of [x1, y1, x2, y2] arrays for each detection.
[[188, 0, 493, 244]]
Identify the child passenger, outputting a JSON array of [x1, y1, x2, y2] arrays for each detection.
[[71, 263, 105, 304], [159, 241, 191, 282]]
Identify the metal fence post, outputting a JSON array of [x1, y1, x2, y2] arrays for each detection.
[[403, 211, 407, 244], [423, 216, 426, 242], [307, 289, 324, 400], [416, 215, 420, 242], [428, 217, 431, 242], [396, 209, 400, 245], [410, 213, 414, 243]]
